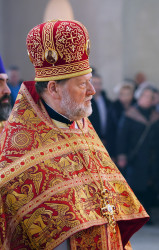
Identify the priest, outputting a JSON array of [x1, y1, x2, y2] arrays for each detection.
[[0, 20, 149, 250]]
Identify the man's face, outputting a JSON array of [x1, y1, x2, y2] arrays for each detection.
[[119, 87, 134, 105], [59, 73, 96, 121], [0, 73, 11, 121]]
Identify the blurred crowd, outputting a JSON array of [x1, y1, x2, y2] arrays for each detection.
[[0, 56, 159, 225], [89, 69, 159, 224]]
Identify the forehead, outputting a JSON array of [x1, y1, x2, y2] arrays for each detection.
[[0, 73, 8, 80], [66, 73, 92, 85]]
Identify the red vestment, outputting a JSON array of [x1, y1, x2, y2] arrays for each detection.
[[0, 82, 149, 249]]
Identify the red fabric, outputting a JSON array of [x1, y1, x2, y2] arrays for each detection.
[[0, 82, 149, 249], [118, 217, 149, 247], [23, 81, 40, 103], [26, 20, 91, 79]]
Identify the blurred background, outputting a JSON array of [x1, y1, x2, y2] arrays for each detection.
[[1, 0, 159, 98], [1, 1, 159, 248]]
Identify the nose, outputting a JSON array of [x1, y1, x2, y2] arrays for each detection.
[[87, 81, 96, 96], [3, 82, 11, 95]]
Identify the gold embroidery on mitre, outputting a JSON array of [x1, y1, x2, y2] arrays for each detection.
[[27, 26, 44, 67], [43, 21, 58, 66], [55, 22, 86, 63], [47, 19, 61, 22], [27, 50, 33, 63], [35, 60, 91, 81]]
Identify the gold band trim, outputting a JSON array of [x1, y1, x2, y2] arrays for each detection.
[[35, 68, 92, 81], [34, 60, 92, 81]]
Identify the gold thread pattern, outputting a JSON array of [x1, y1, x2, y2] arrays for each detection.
[[11, 130, 33, 149], [55, 22, 86, 63], [35, 60, 90, 80], [26, 20, 92, 81], [0, 82, 149, 249], [27, 26, 43, 67]]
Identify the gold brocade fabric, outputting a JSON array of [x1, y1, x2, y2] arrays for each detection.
[[0, 121, 6, 134], [0, 82, 149, 249], [70, 224, 125, 250]]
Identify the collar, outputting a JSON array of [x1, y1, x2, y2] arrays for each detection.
[[42, 99, 73, 125]]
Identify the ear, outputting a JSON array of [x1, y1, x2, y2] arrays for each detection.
[[47, 81, 60, 99]]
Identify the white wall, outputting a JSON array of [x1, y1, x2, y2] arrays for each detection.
[[43, 0, 74, 21], [0, 0, 49, 81], [1, 0, 159, 97], [123, 0, 159, 85], [0, 0, 123, 98], [0, 0, 6, 62], [70, 0, 123, 98]]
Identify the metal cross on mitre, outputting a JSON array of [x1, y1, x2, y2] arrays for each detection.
[[100, 189, 117, 233]]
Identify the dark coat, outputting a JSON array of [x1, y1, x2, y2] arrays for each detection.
[[116, 105, 159, 192], [108, 99, 136, 157], [89, 91, 113, 151]]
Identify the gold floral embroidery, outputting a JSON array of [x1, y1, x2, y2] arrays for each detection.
[[35, 60, 90, 79], [27, 26, 43, 67], [55, 21, 86, 63]]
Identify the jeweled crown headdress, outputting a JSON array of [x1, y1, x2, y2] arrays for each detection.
[[26, 20, 92, 81]]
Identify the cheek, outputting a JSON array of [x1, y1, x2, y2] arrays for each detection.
[[79, 94, 86, 104], [0, 88, 3, 97], [74, 91, 86, 103]]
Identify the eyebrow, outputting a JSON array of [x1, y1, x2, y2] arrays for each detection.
[[0, 77, 8, 81]]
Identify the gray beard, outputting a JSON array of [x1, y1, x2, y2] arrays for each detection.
[[60, 88, 92, 121], [0, 105, 12, 121]]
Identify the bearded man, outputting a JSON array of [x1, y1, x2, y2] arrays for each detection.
[[0, 20, 149, 250], [0, 55, 11, 133]]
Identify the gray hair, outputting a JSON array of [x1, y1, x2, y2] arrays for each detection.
[[134, 82, 155, 99], [35, 79, 69, 95]]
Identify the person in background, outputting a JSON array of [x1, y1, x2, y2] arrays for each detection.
[[152, 87, 159, 112], [110, 82, 135, 158], [7, 65, 22, 107], [89, 70, 112, 148], [0, 20, 149, 249], [134, 72, 147, 90], [133, 72, 155, 102], [116, 86, 159, 223], [0, 55, 11, 133]]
